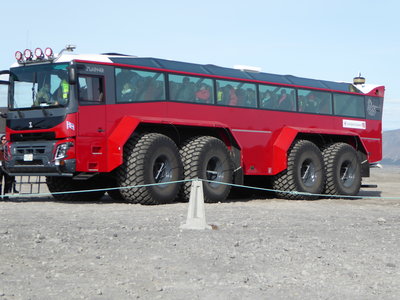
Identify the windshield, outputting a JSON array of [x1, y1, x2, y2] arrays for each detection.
[[10, 63, 70, 109]]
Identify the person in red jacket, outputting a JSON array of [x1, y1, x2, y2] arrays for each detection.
[[195, 83, 211, 103]]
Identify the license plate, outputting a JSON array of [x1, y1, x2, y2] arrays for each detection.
[[23, 153, 34, 161]]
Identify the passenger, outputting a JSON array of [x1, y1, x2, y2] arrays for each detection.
[[0, 135, 17, 197], [195, 83, 211, 103], [226, 85, 238, 106], [245, 88, 256, 107], [121, 82, 135, 102], [116, 69, 133, 93], [176, 77, 195, 101], [216, 83, 223, 104], [54, 73, 69, 105], [261, 90, 274, 108], [34, 83, 51, 105], [277, 89, 290, 110], [305, 93, 319, 113]]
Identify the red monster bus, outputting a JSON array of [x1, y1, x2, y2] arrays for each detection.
[[0, 46, 384, 204]]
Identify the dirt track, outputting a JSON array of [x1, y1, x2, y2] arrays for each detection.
[[1, 167, 400, 299]]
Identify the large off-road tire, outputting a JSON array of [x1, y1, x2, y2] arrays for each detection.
[[322, 142, 361, 196], [107, 189, 124, 202], [180, 136, 233, 203], [116, 133, 183, 205], [46, 176, 106, 202], [273, 140, 325, 200]]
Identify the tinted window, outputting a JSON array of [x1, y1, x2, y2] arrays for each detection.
[[298, 89, 332, 114], [216, 80, 256, 108], [259, 84, 296, 111], [78, 76, 104, 102], [169, 74, 214, 103], [115, 68, 165, 102], [334, 94, 365, 118]]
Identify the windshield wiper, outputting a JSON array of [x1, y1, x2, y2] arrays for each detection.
[[40, 105, 49, 116], [15, 107, 24, 118]]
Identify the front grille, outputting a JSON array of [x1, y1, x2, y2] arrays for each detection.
[[15, 146, 47, 155]]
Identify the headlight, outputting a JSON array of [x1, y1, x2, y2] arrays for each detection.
[[54, 142, 72, 160]]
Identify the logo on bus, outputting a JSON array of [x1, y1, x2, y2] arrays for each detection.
[[366, 98, 380, 117], [85, 66, 105, 73], [66, 121, 75, 131]]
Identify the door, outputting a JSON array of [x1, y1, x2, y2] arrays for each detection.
[[77, 75, 106, 137], [76, 74, 107, 172]]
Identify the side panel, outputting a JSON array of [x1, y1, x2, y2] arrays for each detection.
[[271, 127, 299, 174], [107, 116, 141, 171]]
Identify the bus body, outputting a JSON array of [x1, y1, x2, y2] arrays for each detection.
[[0, 48, 384, 204]]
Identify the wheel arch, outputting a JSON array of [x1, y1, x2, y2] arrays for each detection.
[[272, 126, 369, 176], [108, 120, 244, 184]]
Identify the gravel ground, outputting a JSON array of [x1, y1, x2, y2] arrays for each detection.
[[1, 167, 400, 300]]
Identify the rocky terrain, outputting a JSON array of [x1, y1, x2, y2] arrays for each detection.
[[1, 167, 400, 299]]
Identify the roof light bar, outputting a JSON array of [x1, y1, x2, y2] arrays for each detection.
[[35, 48, 44, 59], [15, 51, 23, 61], [24, 49, 33, 60], [14, 47, 55, 63], [44, 47, 53, 58]]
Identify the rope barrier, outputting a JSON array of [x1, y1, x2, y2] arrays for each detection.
[[1, 177, 400, 201], [1, 179, 400, 200]]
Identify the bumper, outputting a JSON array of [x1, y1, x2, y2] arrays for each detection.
[[3, 140, 75, 176]]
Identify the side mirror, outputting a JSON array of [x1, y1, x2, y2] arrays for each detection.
[[68, 64, 77, 85]]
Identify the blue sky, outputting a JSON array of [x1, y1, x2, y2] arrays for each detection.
[[1, 0, 399, 130]]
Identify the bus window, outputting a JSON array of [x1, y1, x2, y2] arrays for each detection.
[[78, 76, 104, 103], [259, 84, 277, 109], [334, 93, 365, 118], [216, 80, 257, 108], [259, 84, 295, 111], [115, 68, 165, 102], [275, 87, 296, 111], [169, 74, 214, 104], [298, 89, 332, 114]]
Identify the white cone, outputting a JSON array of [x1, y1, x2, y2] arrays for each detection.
[[180, 180, 211, 230]]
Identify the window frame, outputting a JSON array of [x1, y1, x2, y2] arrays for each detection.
[[297, 88, 333, 115], [77, 74, 105, 105], [215, 79, 257, 108], [115, 67, 166, 103], [168, 73, 215, 104], [333, 93, 366, 118]]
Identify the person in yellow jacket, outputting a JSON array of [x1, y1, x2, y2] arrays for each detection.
[[56, 77, 69, 105]]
